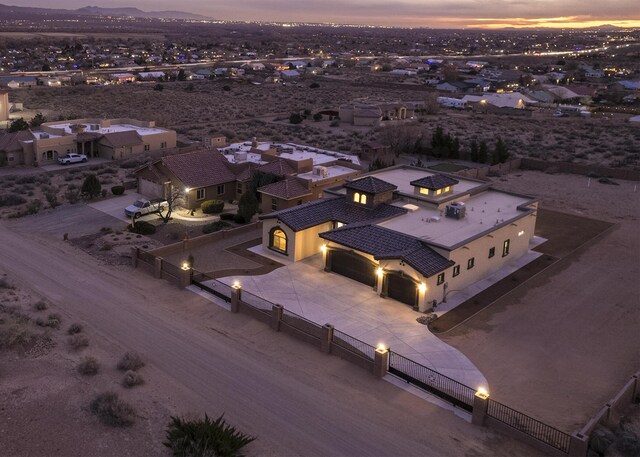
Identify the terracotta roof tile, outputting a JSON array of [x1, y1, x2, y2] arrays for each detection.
[[344, 176, 397, 194], [161, 150, 236, 188], [409, 174, 459, 190], [258, 177, 311, 200]]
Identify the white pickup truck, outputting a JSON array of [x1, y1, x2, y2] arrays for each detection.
[[124, 198, 167, 218], [58, 153, 87, 165]]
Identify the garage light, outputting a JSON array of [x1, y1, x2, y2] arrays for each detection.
[[185, 187, 191, 193], [418, 283, 427, 293], [321, 244, 327, 254], [518, 230, 525, 237], [376, 267, 384, 277]]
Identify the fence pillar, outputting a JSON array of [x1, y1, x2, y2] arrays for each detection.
[[130, 247, 138, 268], [321, 324, 334, 353], [154, 257, 163, 279], [472, 391, 489, 426], [568, 432, 589, 457], [179, 267, 191, 289], [271, 304, 284, 331], [230, 287, 241, 313], [374, 347, 389, 378]]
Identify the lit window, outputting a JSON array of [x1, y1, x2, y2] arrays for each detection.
[[488, 247, 495, 258], [419, 187, 429, 195], [503, 239, 510, 257], [437, 273, 445, 285], [353, 192, 360, 203], [361, 194, 367, 204], [196, 188, 205, 200], [271, 228, 287, 253], [444, 186, 450, 192], [467, 257, 475, 270], [336, 222, 344, 228], [436, 189, 442, 195]]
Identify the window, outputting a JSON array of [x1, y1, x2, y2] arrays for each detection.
[[270, 227, 287, 254], [144, 144, 150, 151], [236, 182, 243, 195], [360, 194, 367, 204], [467, 257, 475, 269], [353, 192, 368, 204], [160, 141, 167, 149], [444, 186, 450, 192], [353, 192, 360, 203], [196, 188, 205, 200], [271, 198, 278, 211], [453, 265, 460, 277], [217, 184, 225, 196], [419, 187, 429, 195], [336, 222, 344, 228], [488, 247, 495, 258], [436, 188, 442, 195], [503, 239, 510, 257], [437, 273, 445, 285]]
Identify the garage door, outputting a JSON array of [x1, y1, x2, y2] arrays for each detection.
[[387, 273, 418, 308], [139, 178, 162, 198], [328, 250, 376, 287]]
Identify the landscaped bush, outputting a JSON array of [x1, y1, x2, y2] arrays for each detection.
[[117, 351, 145, 371], [90, 392, 136, 427], [111, 185, 125, 195], [67, 323, 83, 335], [202, 221, 231, 234], [36, 313, 61, 329], [128, 221, 156, 235], [219, 212, 234, 221], [34, 300, 48, 311], [122, 370, 145, 388], [200, 199, 225, 214], [68, 334, 89, 351], [233, 213, 247, 224], [77, 356, 100, 375], [0, 194, 26, 207], [164, 414, 255, 457]]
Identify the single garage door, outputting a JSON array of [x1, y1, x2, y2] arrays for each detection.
[[386, 273, 418, 308], [139, 178, 163, 198], [328, 250, 376, 287]]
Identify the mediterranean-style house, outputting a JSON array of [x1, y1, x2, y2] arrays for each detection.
[[259, 166, 538, 312], [0, 118, 176, 166]]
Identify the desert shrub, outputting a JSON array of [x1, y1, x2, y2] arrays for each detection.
[[90, 392, 136, 427], [219, 212, 234, 221], [128, 221, 156, 235], [111, 185, 125, 195], [77, 356, 100, 375], [164, 414, 255, 457], [26, 199, 42, 215], [36, 313, 61, 329], [68, 334, 89, 351], [0, 278, 14, 289], [289, 113, 303, 124], [0, 194, 26, 207], [233, 213, 247, 224], [589, 427, 615, 455], [122, 370, 145, 388], [67, 323, 83, 335], [200, 199, 225, 214], [120, 159, 142, 169], [154, 83, 164, 91], [309, 82, 320, 89], [101, 189, 108, 198], [81, 174, 102, 199], [65, 188, 81, 204], [202, 221, 230, 234], [117, 351, 145, 371], [615, 430, 640, 457], [0, 319, 32, 349], [34, 300, 48, 311]]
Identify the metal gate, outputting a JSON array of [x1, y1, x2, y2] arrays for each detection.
[[328, 250, 376, 287], [386, 273, 418, 308]]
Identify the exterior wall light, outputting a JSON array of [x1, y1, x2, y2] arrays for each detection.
[[418, 283, 427, 293], [185, 187, 191, 193], [321, 244, 327, 254], [476, 387, 489, 399], [376, 267, 384, 277], [518, 230, 525, 237]]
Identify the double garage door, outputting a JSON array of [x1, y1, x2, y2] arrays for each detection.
[[327, 250, 418, 308]]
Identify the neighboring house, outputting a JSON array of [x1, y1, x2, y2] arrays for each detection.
[[0, 76, 37, 89], [462, 93, 535, 110], [4, 118, 176, 166], [260, 167, 538, 312], [339, 99, 418, 126], [0, 130, 34, 165], [359, 142, 394, 164], [258, 177, 313, 213], [435, 81, 479, 94]]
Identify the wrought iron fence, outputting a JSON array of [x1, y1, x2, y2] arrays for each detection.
[[190, 274, 231, 303], [281, 309, 322, 340], [388, 352, 475, 412], [240, 289, 273, 311], [332, 329, 376, 360], [487, 399, 571, 453]]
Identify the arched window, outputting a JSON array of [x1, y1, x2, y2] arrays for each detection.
[[270, 227, 287, 254], [360, 194, 367, 204], [353, 192, 360, 203]]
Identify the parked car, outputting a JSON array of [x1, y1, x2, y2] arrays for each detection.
[[124, 198, 167, 218], [58, 153, 87, 165]]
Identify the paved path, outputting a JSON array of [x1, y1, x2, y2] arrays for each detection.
[[0, 221, 541, 456], [218, 250, 489, 390]]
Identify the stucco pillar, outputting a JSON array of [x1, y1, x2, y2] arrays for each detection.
[[373, 347, 389, 378], [271, 304, 284, 331], [179, 267, 191, 289], [320, 324, 334, 353], [154, 257, 163, 279], [417, 283, 428, 312], [472, 391, 489, 425], [230, 286, 241, 313], [376, 268, 384, 295], [568, 433, 589, 457]]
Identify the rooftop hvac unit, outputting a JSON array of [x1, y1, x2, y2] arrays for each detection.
[[234, 151, 248, 162], [90, 124, 99, 131], [39, 133, 49, 139], [445, 202, 466, 219], [313, 166, 329, 178]]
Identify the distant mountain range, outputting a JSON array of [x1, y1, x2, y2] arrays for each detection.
[[0, 3, 213, 20]]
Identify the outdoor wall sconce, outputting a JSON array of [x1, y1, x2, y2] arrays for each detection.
[[418, 283, 427, 293], [321, 244, 327, 253], [476, 387, 490, 399]]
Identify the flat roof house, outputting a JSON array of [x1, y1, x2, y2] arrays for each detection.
[[260, 166, 538, 312]]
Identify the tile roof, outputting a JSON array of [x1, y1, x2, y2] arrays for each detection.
[[344, 176, 397, 194], [99, 131, 143, 148], [319, 225, 453, 277], [409, 174, 459, 190], [0, 130, 34, 153], [258, 177, 311, 200], [257, 158, 296, 177], [260, 196, 407, 232], [161, 149, 236, 188]]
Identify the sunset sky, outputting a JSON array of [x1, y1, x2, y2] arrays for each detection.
[[20, 0, 640, 29]]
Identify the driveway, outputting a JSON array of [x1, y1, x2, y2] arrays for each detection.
[[218, 252, 488, 390], [88, 191, 149, 223]]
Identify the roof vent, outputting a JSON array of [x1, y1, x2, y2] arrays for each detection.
[[402, 203, 419, 212], [445, 202, 466, 219]]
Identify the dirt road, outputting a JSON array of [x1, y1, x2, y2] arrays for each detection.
[[0, 220, 540, 456]]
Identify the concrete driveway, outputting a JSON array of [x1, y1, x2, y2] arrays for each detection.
[[218, 252, 488, 390], [88, 192, 150, 223]]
